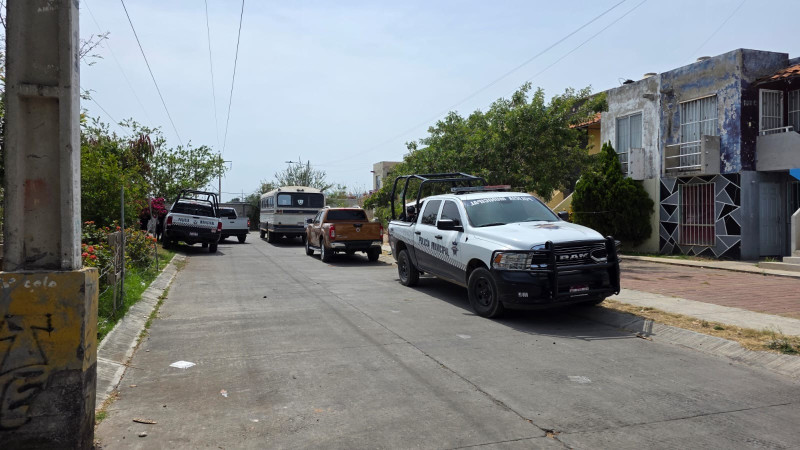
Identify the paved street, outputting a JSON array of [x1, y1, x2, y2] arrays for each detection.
[[96, 233, 800, 449], [621, 260, 800, 319]]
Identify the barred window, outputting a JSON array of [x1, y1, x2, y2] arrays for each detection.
[[679, 183, 715, 246], [679, 96, 717, 169], [760, 89, 784, 134], [789, 89, 800, 133]]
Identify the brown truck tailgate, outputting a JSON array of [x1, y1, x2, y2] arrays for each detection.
[[330, 222, 382, 241]]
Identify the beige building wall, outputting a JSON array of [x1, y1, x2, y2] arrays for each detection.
[[372, 161, 400, 191]]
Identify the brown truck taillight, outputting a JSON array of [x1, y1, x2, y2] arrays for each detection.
[[166, 216, 173, 225], [379, 224, 384, 240], [329, 224, 336, 240]]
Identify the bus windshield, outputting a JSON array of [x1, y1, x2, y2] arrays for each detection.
[[277, 193, 324, 208]]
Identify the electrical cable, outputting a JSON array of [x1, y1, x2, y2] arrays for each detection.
[[119, 0, 184, 146], [83, 0, 152, 125], [204, 0, 221, 149], [689, 0, 746, 60], [222, 0, 245, 155], [321, 0, 634, 166]]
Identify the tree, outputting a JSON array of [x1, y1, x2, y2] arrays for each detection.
[[364, 83, 605, 224], [571, 142, 654, 245], [275, 160, 333, 191]]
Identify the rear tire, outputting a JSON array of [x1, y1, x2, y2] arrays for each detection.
[[266, 229, 276, 243], [305, 236, 314, 256], [468, 267, 504, 318], [162, 238, 172, 249], [209, 243, 218, 253], [397, 249, 419, 286], [367, 248, 380, 262], [202, 242, 209, 248], [260, 229, 266, 239], [238, 235, 246, 243], [320, 239, 332, 262]]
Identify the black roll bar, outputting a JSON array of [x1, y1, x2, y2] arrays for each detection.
[[389, 173, 486, 221]]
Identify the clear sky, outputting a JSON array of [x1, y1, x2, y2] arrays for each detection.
[[80, 0, 798, 202]]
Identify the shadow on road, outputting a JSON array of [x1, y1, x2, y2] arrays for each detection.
[[162, 243, 226, 256], [405, 276, 637, 343]]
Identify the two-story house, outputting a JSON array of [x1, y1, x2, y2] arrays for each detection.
[[602, 48, 799, 260]]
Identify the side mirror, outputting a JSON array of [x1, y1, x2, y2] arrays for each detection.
[[437, 219, 464, 232], [557, 211, 570, 222], [306, 218, 313, 224]]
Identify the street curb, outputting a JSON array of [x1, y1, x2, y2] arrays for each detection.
[[95, 254, 186, 410], [620, 255, 800, 279], [571, 306, 800, 380]]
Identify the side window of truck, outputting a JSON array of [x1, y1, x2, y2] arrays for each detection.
[[439, 201, 462, 225], [420, 200, 441, 226]]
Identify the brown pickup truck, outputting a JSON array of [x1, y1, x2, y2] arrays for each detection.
[[305, 208, 384, 262]]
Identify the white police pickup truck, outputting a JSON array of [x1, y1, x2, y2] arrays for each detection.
[[387, 173, 620, 318], [162, 189, 222, 253]]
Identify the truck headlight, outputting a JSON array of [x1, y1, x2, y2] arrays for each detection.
[[492, 252, 533, 270]]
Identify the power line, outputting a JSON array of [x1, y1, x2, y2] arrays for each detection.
[[83, 0, 152, 125], [204, 0, 221, 149], [321, 0, 632, 167], [690, 0, 746, 60], [222, 0, 246, 155], [119, 0, 184, 146]]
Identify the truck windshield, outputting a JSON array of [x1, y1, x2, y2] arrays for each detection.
[[463, 195, 557, 227], [277, 193, 324, 208], [326, 210, 367, 221]]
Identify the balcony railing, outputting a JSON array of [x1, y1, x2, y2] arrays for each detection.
[[760, 126, 794, 136], [663, 135, 720, 176]]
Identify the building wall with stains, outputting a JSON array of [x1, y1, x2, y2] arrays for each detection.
[[600, 75, 661, 179]]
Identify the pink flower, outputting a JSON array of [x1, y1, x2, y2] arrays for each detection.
[[89, 254, 97, 260], [81, 252, 89, 257]]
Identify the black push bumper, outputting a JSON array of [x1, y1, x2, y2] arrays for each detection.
[[490, 238, 620, 308], [164, 225, 220, 244]]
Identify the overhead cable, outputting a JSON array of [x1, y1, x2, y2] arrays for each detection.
[[222, 0, 246, 155], [119, 0, 184, 146], [204, 0, 221, 149]]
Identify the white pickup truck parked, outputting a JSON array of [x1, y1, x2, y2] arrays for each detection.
[[387, 173, 620, 318], [219, 207, 250, 243], [162, 190, 222, 253]]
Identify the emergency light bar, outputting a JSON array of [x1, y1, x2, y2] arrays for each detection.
[[451, 185, 511, 194]]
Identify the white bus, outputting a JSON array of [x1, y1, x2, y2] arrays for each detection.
[[259, 186, 325, 242]]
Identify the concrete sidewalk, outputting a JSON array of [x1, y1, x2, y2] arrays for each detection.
[[383, 244, 800, 336]]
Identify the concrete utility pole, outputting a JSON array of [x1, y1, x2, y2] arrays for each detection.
[[1, 1, 98, 448]]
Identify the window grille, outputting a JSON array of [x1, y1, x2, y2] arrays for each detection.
[[760, 89, 784, 134], [679, 183, 715, 246], [615, 113, 641, 174], [679, 96, 717, 170], [789, 90, 800, 134]]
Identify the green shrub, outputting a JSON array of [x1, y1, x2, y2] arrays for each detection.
[[572, 142, 654, 246]]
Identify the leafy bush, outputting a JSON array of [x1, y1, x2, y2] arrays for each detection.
[[572, 142, 654, 246]]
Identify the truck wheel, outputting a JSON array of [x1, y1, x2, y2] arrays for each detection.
[[209, 243, 218, 253], [468, 267, 504, 318], [202, 242, 209, 248], [367, 248, 380, 262], [320, 239, 332, 262], [260, 229, 265, 239], [238, 235, 246, 243], [305, 237, 314, 256], [162, 238, 172, 249], [266, 229, 277, 243], [397, 250, 419, 286]]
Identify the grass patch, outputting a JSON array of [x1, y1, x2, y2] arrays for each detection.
[[97, 247, 175, 341], [601, 299, 800, 355], [138, 287, 169, 344], [95, 410, 107, 424]]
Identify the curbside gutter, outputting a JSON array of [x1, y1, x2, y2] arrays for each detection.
[[95, 254, 186, 410], [571, 306, 800, 380]]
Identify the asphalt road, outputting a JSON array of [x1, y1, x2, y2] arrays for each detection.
[[96, 233, 800, 449]]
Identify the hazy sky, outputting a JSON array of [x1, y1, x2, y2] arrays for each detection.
[[79, 0, 798, 201]]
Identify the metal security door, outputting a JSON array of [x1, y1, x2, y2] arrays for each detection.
[[759, 182, 783, 256]]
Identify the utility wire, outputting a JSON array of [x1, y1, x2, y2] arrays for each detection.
[[204, 0, 221, 149], [321, 0, 632, 166], [222, 0, 245, 155], [690, 0, 746, 60], [83, 0, 152, 125], [119, 0, 184, 146]]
